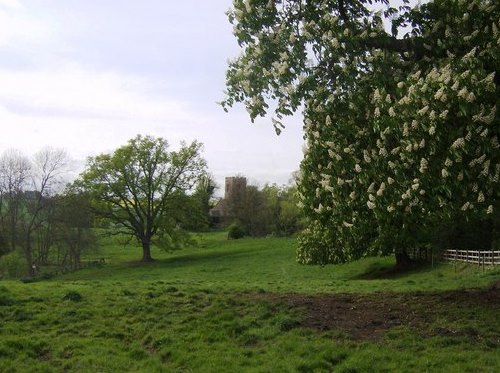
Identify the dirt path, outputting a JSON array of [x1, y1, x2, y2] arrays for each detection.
[[250, 287, 500, 342]]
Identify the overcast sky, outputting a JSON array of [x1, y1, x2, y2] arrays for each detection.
[[0, 0, 304, 193]]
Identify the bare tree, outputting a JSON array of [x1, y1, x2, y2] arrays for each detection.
[[17, 147, 69, 276], [0, 149, 31, 254]]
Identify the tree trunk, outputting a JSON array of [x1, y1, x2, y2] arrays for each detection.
[[141, 240, 154, 262], [25, 244, 35, 278], [395, 250, 412, 271]]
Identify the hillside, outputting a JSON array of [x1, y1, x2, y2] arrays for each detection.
[[0, 232, 499, 372]]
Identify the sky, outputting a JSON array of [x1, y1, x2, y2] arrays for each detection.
[[0, 0, 305, 193]]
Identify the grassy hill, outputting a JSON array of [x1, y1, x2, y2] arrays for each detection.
[[0, 232, 499, 372]]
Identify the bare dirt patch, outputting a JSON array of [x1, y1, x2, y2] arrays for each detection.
[[249, 287, 500, 342]]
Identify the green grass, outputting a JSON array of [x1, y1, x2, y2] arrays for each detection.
[[0, 232, 499, 372]]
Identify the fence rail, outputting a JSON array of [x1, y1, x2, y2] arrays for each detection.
[[443, 249, 500, 266]]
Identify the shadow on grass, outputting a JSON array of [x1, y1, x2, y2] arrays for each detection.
[[123, 248, 258, 270], [353, 260, 442, 280]]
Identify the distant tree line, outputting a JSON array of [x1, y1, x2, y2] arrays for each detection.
[[0, 148, 96, 278], [0, 135, 303, 277], [224, 181, 304, 239], [0, 135, 216, 277]]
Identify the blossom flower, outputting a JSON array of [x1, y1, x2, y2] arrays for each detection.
[[387, 177, 394, 184], [418, 106, 429, 116], [451, 138, 465, 149], [355, 164, 362, 173], [441, 168, 449, 178], [388, 107, 396, 117], [368, 194, 375, 202], [343, 221, 353, 228], [314, 203, 324, 213], [439, 110, 449, 119], [367, 201, 376, 209], [466, 92, 476, 103], [349, 191, 357, 200], [391, 147, 400, 155], [487, 205, 493, 214], [477, 191, 485, 203], [458, 87, 468, 99], [434, 87, 445, 101]]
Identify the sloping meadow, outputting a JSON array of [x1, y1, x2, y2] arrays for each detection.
[[0, 232, 499, 372]]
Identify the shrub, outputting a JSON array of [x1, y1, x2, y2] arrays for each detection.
[[62, 291, 82, 302], [0, 251, 26, 279], [227, 222, 246, 240]]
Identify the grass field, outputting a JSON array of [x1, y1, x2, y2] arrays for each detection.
[[0, 231, 499, 372]]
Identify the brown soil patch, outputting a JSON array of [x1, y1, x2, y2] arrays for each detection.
[[249, 287, 500, 342]]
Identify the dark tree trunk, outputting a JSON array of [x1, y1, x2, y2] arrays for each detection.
[[25, 244, 35, 277], [395, 251, 412, 271], [141, 240, 154, 262]]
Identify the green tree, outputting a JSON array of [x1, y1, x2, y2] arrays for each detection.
[[262, 183, 304, 236], [191, 174, 218, 230], [77, 135, 207, 262], [223, 0, 499, 266]]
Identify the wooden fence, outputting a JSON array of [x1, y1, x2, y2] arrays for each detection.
[[442, 250, 500, 267]]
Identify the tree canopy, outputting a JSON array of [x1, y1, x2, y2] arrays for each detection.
[[223, 0, 499, 265], [77, 135, 207, 262]]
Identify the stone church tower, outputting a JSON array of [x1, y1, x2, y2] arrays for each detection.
[[224, 176, 247, 200]]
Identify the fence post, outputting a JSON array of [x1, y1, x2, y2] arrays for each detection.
[[454, 250, 457, 272]]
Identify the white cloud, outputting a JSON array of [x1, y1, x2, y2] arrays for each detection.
[[0, 64, 191, 123], [0, 0, 23, 9], [0, 0, 305, 188], [0, 4, 52, 47]]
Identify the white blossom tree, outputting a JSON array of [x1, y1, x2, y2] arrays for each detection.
[[222, 0, 499, 266]]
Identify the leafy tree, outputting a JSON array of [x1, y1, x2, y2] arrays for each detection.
[[223, 0, 499, 266], [224, 181, 303, 237], [77, 135, 207, 262], [262, 183, 304, 236], [190, 174, 218, 230]]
